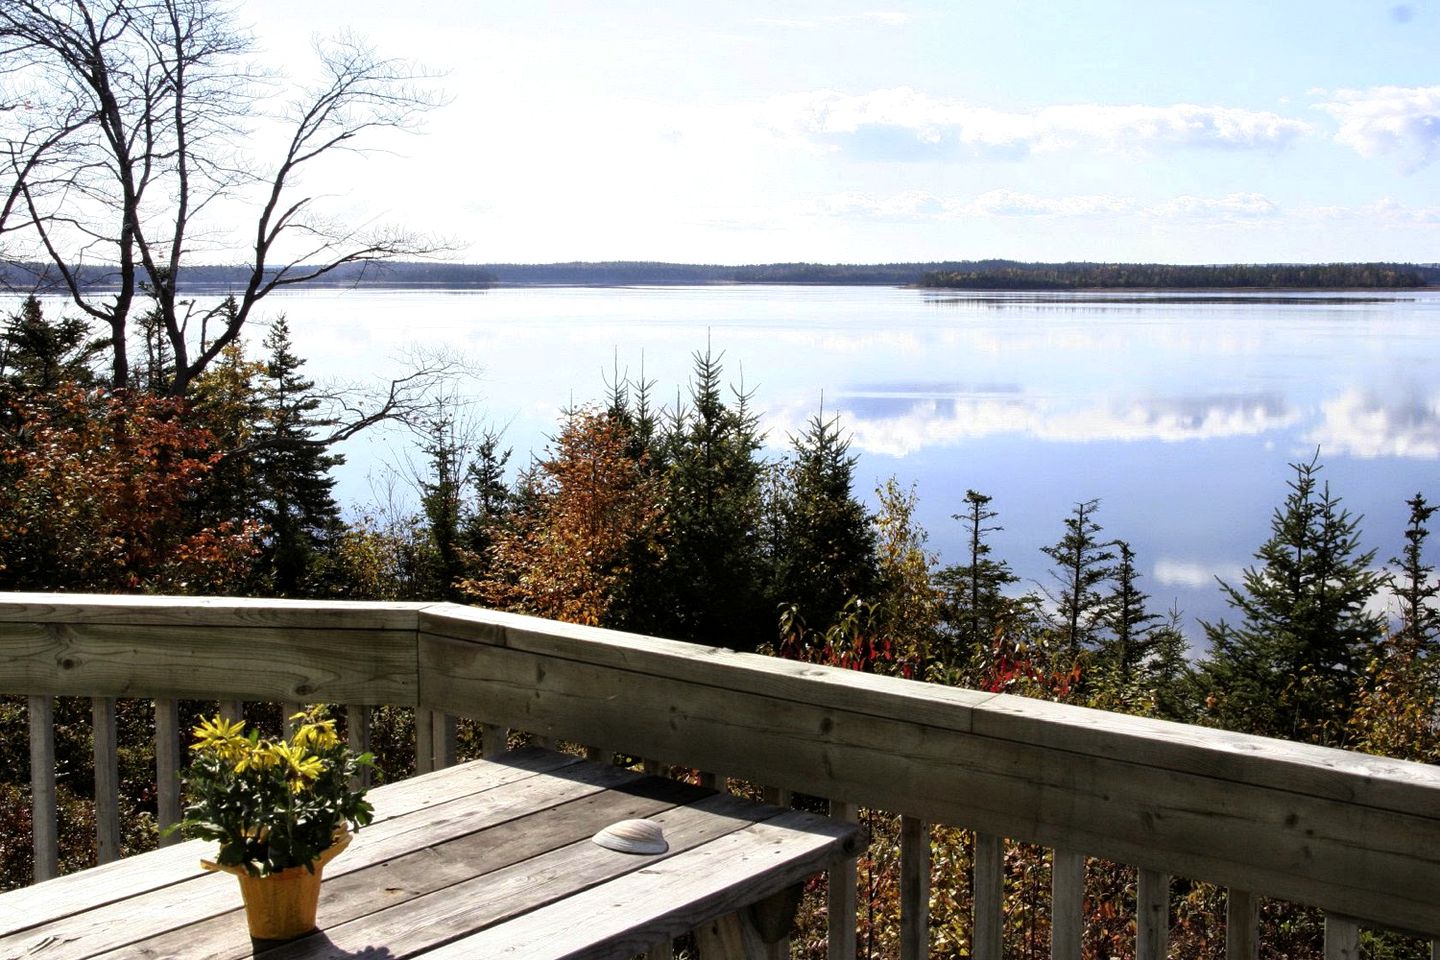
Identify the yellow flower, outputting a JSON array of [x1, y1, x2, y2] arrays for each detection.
[[269, 741, 326, 789], [190, 715, 248, 763], [292, 718, 339, 752]]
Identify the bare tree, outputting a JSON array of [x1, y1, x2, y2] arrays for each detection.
[[0, 0, 445, 394]]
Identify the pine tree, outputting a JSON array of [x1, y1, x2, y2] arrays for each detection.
[[772, 408, 877, 631], [1040, 499, 1116, 659], [251, 316, 343, 597], [1198, 454, 1387, 743], [0, 296, 104, 394]]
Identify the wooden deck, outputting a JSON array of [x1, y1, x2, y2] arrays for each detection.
[[3, 593, 1439, 960], [0, 749, 864, 959]]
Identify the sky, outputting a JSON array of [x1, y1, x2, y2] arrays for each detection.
[[237, 0, 1440, 265]]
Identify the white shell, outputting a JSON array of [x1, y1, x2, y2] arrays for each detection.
[[591, 818, 668, 855]]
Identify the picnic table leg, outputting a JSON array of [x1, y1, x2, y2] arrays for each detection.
[[694, 884, 803, 960]]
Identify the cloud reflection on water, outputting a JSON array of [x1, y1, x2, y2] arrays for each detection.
[[771, 387, 1297, 456], [1306, 388, 1440, 459]]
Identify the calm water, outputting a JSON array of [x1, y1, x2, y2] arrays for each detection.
[[25, 285, 1440, 639]]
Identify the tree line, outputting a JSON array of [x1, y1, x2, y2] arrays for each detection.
[[920, 261, 1434, 290]]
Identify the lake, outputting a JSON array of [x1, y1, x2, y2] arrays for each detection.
[[19, 285, 1440, 640]]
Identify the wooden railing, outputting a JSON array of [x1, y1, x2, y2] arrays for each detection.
[[3, 593, 1439, 960]]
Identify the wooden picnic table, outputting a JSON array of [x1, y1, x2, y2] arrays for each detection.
[[0, 748, 866, 959]]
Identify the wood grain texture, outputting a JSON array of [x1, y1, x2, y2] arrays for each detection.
[[973, 831, 1003, 960], [1137, 869, 1169, 960], [418, 809, 862, 960], [1051, 848, 1084, 960], [1227, 889, 1257, 960], [154, 699, 182, 846], [828, 800, 858, 960], [900, 817, 930, 960], [28, 695, 57, 882], [1324, 915, 1359, 960], [0, 593, 427, 629], [91, 697, 121, 865], [0, 622, 415, 704]]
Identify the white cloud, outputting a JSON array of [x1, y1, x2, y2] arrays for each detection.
[[806, 189, 1276, 222], [762, 88, 1313, 159], [764, 392, 1296, 458], [1305, 388, 1440, 459], [1153, 559, 1246, 589], [1318, 85, 1440, 170], [1147, 193, 1278, 219]]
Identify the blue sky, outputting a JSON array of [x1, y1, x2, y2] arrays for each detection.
[[243, 1, 1439, 264]]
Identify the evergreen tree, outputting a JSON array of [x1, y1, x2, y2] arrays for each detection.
[[251, 317, 343, 596], [418, 411, 469, 601], [0, 296, 104, 394], [1098, 540, 1163, 684], [1040, 499, 1116, 659], [936, 490, 1020, 666], [772, 408, 877, 631], [1390, 493, 1439, 657], [650, 347, 770, 648], [1198, 455, 1387, 743]]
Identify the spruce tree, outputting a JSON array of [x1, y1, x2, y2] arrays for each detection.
[[1198, 454, 1387, 742], [0, 296, 104, 393], [1098, 540, 1163, 684], [772, 408, 877, 631], [936, 490, 1020, 664], [1040, 499, 1116, 659], [251, 316, 343, 596], [1391, 493, 1439, 657], [651, 347, 770, 648]]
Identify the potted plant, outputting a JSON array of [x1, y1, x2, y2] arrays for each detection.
[[179, 706, 374, 941]]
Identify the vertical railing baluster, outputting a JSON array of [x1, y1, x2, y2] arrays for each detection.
[[697, 770, 718, 790], [481, 723, 509, 759], [899, 816, 930, 960], [91, 697, 122, 865], [585, 745, 608, 763], [1431, 938, 1438, 960], [1226, 888, 1257, 960], [762, 785, 792, 807], [827, 800, 858, 960], [643, 938, 675, 960], [218, 700, 243, 725], [281, 701, 302, 738], [346, 705, 372, 790], [414, 708, 435, 774], [1323, 915, 1359, 960], [1051, 848, 1084, 960], [434, 712, 457, 768], [1137, 869, 1169, 960], [973, 831, 1003, 960], [154, 699, 182, 847], [28, 695, 58, 882], [532, 734, 554, 750]]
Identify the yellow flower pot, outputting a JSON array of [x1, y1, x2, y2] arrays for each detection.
[[202, 829, 351, 941]]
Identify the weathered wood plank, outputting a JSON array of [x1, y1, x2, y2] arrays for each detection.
[[1, 754, 663, 958], [415, 633, 1440, 936], [900, 816, 930, 960], [827, 800, 858, 960], [0, 622, 416, 704], [0, 593, 427, 630], [1324, 914, 1360, 960], [1051, 848, 1084, 960], [415, 707, 436, 775], [419, 604, 1440, 817], [434, 712, 457, 768], [417, 809, 864, 960], [482, 722, 510, 759], [217, 699, 243, 725], [28, 695, 57, 882], [345, 704, 371, 790], [1226, 889, 1257, 960], [0, 750, 579, 937], [102, 774, 711, 960], [1137, 869, 1169, 960], [153, 699, 182, 847], [973, 831, 1002, 960], [91, 697, 122, 865]]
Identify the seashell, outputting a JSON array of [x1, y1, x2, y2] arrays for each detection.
[[591, 818, 668, 855]]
